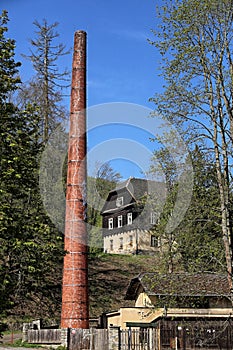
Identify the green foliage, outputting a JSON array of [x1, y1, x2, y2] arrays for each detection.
[[0, 322, 8, 339], [150, 0, 233, 280], [55, 346, 67, 350], [87, 162, 122, 252], [176, 148, 224, 271], [150, 147, 224, 273], [0, 10, 21, 100], [0, 11, 63, 320], [12, 339, 42, 348]]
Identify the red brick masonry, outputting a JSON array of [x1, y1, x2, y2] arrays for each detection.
[[61, 31, 89, 329]]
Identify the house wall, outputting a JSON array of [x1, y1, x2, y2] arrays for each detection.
[[135, 287, 153, 307], [104, 229, 160, 254], [102, 207, 137, 232], [104, 305, 233, 330], [105, 307, 163, 329]]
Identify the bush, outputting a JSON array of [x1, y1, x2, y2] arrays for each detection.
[[0, 322, 8, 339]]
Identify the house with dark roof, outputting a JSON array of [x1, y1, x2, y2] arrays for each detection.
[[102, 273, 233, 349], [101, 177, 166, 254], [103, 272, 232, 330]]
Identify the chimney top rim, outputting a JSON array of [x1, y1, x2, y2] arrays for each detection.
[[75, 30, 87, 35]]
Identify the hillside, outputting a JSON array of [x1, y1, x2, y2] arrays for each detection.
[[88, 253, 161, 318], [2, 253, 161, 326]]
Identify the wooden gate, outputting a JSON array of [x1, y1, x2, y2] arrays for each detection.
[[160, 319, 233, 350], [69, 328, 109, 350]]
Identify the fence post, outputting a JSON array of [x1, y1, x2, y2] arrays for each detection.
[[61, 328, 69, 348], [22, 323, 29, 343], [157, 327, 161, 350], [109, 326, 120, 350]]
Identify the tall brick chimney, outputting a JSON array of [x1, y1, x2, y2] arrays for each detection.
[[61, 30, 89, 329]]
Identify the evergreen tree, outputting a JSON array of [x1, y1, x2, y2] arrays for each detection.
[[0, 11, 63, 320], [0, 9, 22, 315]]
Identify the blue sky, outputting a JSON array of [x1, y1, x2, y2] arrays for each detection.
[[1, 0, 165, 179]]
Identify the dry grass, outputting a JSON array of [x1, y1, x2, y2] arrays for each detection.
[[88, 253, 161, 317]]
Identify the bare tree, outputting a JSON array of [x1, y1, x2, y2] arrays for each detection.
[[20, 19, 70, 142], [150, 0, 233, 288]]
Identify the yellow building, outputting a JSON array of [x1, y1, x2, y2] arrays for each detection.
[[103, 272, 232, 330]]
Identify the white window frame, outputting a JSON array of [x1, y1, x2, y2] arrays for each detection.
[[151, 235, 158, 247], [118, 215, 123, 228], [150, 212, 156, 225], [127, 212, 133, 225], [116, 196, 124, 207], [108, 218, 113, 230]]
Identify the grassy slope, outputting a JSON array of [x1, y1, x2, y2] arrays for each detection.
[[88, 253, 161, 318], [2, 253, 161, 325]]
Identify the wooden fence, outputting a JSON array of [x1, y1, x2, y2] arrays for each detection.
[[69, 328, 158, 350], [24, 320, 233, 350], [121, 328, 158, 350], [27, 329, 62, 344], [69, 328, 109, 350], [26, 327, 158, 349]]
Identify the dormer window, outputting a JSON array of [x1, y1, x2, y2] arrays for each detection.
[[150, 212, 157, 225], [116, 196, 123, 207]]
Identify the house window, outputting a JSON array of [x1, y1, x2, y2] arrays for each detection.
[[119, 237, 123, 249], [151, 235, 158, 247], [129, 235, 133, 246], [118, 215, 123, 228], [150, 212, 157, 225], [108, 218, 113, 230], [127, 212, 132, 225], [110, 240, 113, 251], [116, 196, 124, 207]]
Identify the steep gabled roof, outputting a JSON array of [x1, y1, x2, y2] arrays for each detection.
[[125, 272, 230, 300], [101, 177, 166, 214]]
